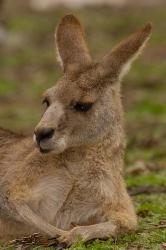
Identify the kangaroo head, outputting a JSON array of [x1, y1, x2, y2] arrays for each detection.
[[34, 15, 152, 154]]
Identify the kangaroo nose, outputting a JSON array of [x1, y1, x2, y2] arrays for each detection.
[[35, 128, 55, 145]]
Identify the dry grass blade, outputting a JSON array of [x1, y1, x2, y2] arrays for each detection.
[[7, 233, 60, 249], [7, 233, 51, 249]]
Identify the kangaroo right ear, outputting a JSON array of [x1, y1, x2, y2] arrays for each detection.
[[55, 14, 92, 73], [97, 23, 152, 81]]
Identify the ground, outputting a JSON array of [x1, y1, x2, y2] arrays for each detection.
[[0, 1, 166, 249]]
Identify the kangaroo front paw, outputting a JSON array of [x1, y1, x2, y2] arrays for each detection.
[[55, 221, 118, 248], [56, 226, 96, 248]]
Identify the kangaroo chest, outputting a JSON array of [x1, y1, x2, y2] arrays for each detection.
[[29, 162, 114, 230]]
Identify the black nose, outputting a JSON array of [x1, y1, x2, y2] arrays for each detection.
[[35, 128, 55, 145]]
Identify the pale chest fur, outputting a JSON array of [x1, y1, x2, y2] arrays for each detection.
[[26, 158, 117, 231]]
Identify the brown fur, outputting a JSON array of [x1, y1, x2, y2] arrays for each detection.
[[0, 15, 152, 246]]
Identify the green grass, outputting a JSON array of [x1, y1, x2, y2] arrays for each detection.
[[0, 2, 166, 249]]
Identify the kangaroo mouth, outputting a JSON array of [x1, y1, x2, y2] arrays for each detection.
[[39, 146, 52, 154], [38, 139, 54, 153], [33, 134, 67, 154], [33, 134, 54, 154]]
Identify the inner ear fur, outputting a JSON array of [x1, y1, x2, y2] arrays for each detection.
[[97, 23, 152, 80], [56, 14, 92, 73]]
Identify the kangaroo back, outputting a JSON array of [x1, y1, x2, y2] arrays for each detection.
[[0, 128, 23, 148]]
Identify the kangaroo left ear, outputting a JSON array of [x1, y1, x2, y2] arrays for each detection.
[[55, 14, 92, 73], [97, 23, 152, 81]]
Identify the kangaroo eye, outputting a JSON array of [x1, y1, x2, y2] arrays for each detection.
[[42, 98, 50, 109], [74, 102, 93, 112]]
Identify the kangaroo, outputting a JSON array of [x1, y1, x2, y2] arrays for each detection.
[[0, 15, 152, 248]]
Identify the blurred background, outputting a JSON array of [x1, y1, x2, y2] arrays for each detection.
[[0, 0, 165, 168]]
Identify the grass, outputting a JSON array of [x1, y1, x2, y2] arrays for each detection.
[[0, 1, 166, 249]]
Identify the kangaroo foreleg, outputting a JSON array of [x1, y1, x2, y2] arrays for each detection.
[[15, 203, 66, 238], [56, 211, 137, 248], [0, 194, 67, 241]]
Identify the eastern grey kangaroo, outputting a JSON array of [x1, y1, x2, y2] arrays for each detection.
[[0, 14, 152, 247]]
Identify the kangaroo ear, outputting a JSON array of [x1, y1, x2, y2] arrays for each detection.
[[55, 14, 92, 73], [97, 23, 152, 81]]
